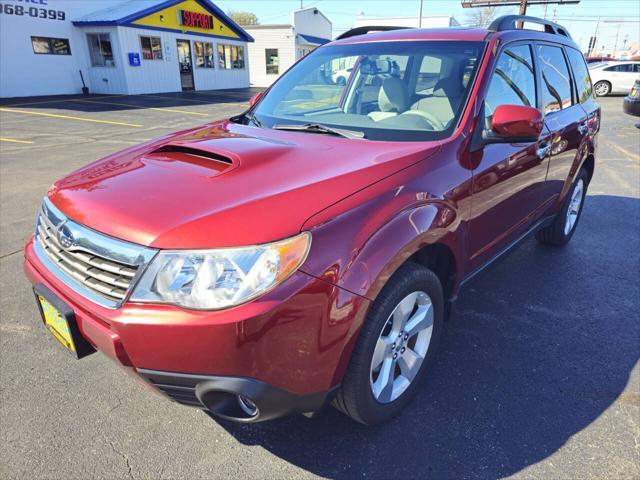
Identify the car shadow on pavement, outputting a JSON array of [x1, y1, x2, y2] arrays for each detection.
[[210, 194, 640, 479]]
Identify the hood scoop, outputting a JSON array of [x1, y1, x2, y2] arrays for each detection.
[[143, 144, 235, 176], [151, 145, 233, 164]]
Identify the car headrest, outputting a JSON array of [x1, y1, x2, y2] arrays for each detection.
[[378, 77, 409, 112]]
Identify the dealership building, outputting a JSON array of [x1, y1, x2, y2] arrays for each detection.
[[0, 0, 254, 98]]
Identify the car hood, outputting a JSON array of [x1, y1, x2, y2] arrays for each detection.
[[48, 121, 441, 248]]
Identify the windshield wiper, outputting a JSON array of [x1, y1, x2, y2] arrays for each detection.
[[230, 110, 264, 128], [273, 123, 365, 139]]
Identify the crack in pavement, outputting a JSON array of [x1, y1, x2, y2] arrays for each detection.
[[106, 439, 135, 480], [0, 249, 22, 260]]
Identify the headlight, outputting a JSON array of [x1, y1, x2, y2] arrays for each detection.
[[130, 232, 311, 310]]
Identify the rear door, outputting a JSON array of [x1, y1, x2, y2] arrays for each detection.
[[534, 43, 591, 210]]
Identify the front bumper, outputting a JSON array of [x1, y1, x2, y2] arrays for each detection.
[[139, 369, 337, 422], [24, 238, 369, 419]]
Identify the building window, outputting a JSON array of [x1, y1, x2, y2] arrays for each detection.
[[87, 33, 114, 67], [217, 44, 245, 69], [140, 36, 162, 60], [194, 41, 214, 68], [31, 37, 71, 55], [265, 49, 279, 75]]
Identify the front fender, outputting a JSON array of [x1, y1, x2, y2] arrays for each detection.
[[301, 195, 465, 386]]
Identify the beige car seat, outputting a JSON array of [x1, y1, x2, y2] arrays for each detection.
[[368, 77, 409, 121], [410, 58, 464, 127]]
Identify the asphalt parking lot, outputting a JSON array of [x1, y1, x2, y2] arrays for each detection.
[[1, 91, 638, 479]]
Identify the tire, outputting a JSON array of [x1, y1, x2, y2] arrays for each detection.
[[333, 262, 444, 425], [336, 76, 346, 86], [594, 80, 611, 97], [536, 168, 589, 246]]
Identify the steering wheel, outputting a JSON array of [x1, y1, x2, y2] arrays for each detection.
[[400, 110, 446, 131]]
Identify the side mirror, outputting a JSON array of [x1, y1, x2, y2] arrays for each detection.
[[248, 92, 264, 108], [486, 104, 543, 143]]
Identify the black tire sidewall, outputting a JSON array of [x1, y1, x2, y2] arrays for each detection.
[[340, 263, 444, 425]]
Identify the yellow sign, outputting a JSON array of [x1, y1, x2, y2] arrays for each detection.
[[132, 0, 240, 39]]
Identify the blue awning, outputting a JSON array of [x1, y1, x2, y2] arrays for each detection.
[[297, 33, 331, 46]]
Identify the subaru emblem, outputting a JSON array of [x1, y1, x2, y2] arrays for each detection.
[[57, 224, 75, 250]]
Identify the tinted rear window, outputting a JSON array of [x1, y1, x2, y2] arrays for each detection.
[[537, 45, 573, 115], [565, 47, 593, 103]]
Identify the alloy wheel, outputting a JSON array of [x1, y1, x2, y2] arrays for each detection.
[[594, 82, 610, 96], [564, 178, 584, 235], [369, 291, 434, 404]]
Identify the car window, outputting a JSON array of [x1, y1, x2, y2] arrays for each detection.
[[416, 56, 442, 93], [604, 64, 633, 72], [484, 45, 536, 128], [565, 47, 593, 103], [633, 64, 640, 73], [253, 41, 484, 142], [537, 44, 573, 115]]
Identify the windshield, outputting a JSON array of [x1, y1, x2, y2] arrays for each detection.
[[251, 41, 485, 141]]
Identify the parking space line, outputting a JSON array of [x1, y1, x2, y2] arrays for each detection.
[[0, 137, 34, 144], [1, 95, 127, 108], [0, 108, 142, 127], [605, 140, 640, 162], [72, 99, 209, 116]]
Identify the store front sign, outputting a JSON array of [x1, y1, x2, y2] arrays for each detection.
[[178, 10, 213, 30], [131, 0, 239, 39]]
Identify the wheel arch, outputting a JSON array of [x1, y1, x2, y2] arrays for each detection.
[[322, 202, 466, 386], [582, 152, 595, 185]]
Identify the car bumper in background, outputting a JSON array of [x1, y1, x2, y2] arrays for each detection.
[[623, 95, 640, 117]]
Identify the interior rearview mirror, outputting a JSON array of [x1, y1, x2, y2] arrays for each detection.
[[359, 59, 393, 75]]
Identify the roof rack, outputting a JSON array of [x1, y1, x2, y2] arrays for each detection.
[[488, 15, 572, 39], [335, 26, 410, 40]]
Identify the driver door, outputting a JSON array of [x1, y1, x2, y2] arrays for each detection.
[[467, 43, 551, 272]]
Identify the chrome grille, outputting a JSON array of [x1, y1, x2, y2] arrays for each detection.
[[33, 199, 157, 308]]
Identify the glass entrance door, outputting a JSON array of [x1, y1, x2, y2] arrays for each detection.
[[177, 39, 194, 91]]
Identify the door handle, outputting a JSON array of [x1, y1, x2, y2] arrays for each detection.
[[578, 121, 589, 135], [536, 144, 551, 159]]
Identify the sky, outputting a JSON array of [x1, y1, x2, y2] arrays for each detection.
[[215, 0, 640, 54]]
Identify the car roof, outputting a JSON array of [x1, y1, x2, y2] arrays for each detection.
[[331, 27, 489, 45], [329, 25, 581, 50]]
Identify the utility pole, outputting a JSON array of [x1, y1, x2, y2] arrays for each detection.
[[418, 0, 424, 28], [612, 23, 621, 58], [519, 0, 527, 15]]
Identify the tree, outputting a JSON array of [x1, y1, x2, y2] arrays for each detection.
[[228, 11, 259, 26], [466, 7, 497, 28]]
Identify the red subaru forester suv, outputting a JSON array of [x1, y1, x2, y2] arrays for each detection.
[[24, 16, 599, 425]]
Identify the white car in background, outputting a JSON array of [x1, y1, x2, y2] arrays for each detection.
[[589, 61, 640, 96], [332, 67, 353, 85]]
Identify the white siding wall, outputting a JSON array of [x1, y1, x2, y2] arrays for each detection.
[[118, 27, 250, 94], [245, 27, 295, 88], [0, 0, 250, 97], [292, 8, 332, 39], [0, 0, 115, 97], [82, 27, 129, 95]]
